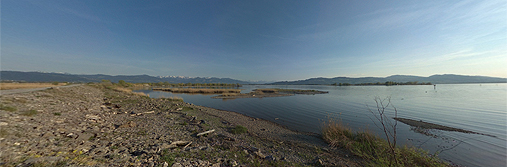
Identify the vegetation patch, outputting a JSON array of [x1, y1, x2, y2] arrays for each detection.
[[0, 82, 67, 90], [153, 88, 241, 94], [162, 96, 184, 102], [256, 88, 328, 94], [231, 125, 248, 134], [20, 110, 38, 116], [182, 106, 194, 112], [0, 104, 17, 112], [322, 119, 448, 166], [0, 128, 9, 137]]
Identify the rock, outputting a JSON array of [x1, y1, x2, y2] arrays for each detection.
[[163, 162, 169, 167], [171, 162, 183, 167], [119, 121, 136, 128], [265, 155, 276, 161], [254, 151, 266, 159], [0, 122, 8, 126], [227, 160, 238, 167], [66, 133, 79, 139]]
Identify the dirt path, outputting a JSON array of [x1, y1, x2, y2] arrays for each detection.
[[0, 84, 82, 96]]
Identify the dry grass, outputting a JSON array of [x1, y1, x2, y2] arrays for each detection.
[[153, 88, 241, 94], [165, 96, 184, 101], [220, 93, 240, 96], [112, 87, 149, 97], [254, 89, 277, 94], [0, 83, 67, 90]]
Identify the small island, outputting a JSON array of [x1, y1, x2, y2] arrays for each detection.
[[212, 88, 328, 99], [152, 88, 241, 94]]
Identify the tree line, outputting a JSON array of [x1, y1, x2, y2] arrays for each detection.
[[331, 81, 432, 86]]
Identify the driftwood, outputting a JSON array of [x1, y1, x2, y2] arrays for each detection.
[[197, 129, 215, 136], [130, 111, 155, 116], [183, 141, 193, 149]]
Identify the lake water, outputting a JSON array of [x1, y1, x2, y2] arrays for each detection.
[[136, 83, 507, 167]]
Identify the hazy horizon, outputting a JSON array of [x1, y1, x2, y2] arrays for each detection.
[[2, 0, 506, 81], [3, 70, 506, 83]]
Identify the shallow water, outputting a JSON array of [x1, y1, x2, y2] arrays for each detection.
[[137, 83, 507, 167]]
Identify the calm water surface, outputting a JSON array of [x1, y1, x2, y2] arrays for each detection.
[[136, 83, 507, 167]]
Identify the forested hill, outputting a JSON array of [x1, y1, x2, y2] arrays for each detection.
[[269, 74, 507, 85]]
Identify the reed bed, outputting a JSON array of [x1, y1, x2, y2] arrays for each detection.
[[0, 83, 67, 90], [153, 88, 241, 94]]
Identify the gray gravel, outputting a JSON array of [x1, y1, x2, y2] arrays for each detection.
[[0, 85, 360, 166]]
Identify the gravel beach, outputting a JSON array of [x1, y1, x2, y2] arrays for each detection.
[[0, 85, 361, 166]]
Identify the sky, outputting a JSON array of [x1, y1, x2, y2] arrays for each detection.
[[2, 0, 506, 81]]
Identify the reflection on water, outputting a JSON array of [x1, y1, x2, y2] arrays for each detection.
[[136, 83, 507, 167]]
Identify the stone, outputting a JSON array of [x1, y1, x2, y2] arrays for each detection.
[[172, 162, 183, 167], [254, 151, 266, 159], [227, 160, 238, 167], [265, 155, 276, 161]]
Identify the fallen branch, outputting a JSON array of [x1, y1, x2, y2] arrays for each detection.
[[197, 129, 215, 136]]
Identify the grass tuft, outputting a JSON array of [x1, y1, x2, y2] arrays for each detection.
[[165, 96, 184, 102], [0, 104, 17, 112], [231, 125, 248, 134], [20, 110, 38, 116]]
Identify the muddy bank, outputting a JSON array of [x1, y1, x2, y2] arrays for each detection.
[[394, 117, 495, 137], [212, 93, 293, 99], [0, 85, 360, 166]]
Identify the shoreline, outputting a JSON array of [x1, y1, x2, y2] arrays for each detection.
[[0, 85, 360, 166]]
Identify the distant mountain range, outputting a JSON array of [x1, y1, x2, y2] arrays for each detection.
[[0, 71, 250, 84], [270, 74, 507, 85], [1, 71, 505, 84]]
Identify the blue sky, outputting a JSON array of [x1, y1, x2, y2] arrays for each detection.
[[2, 0, 506, 81]]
